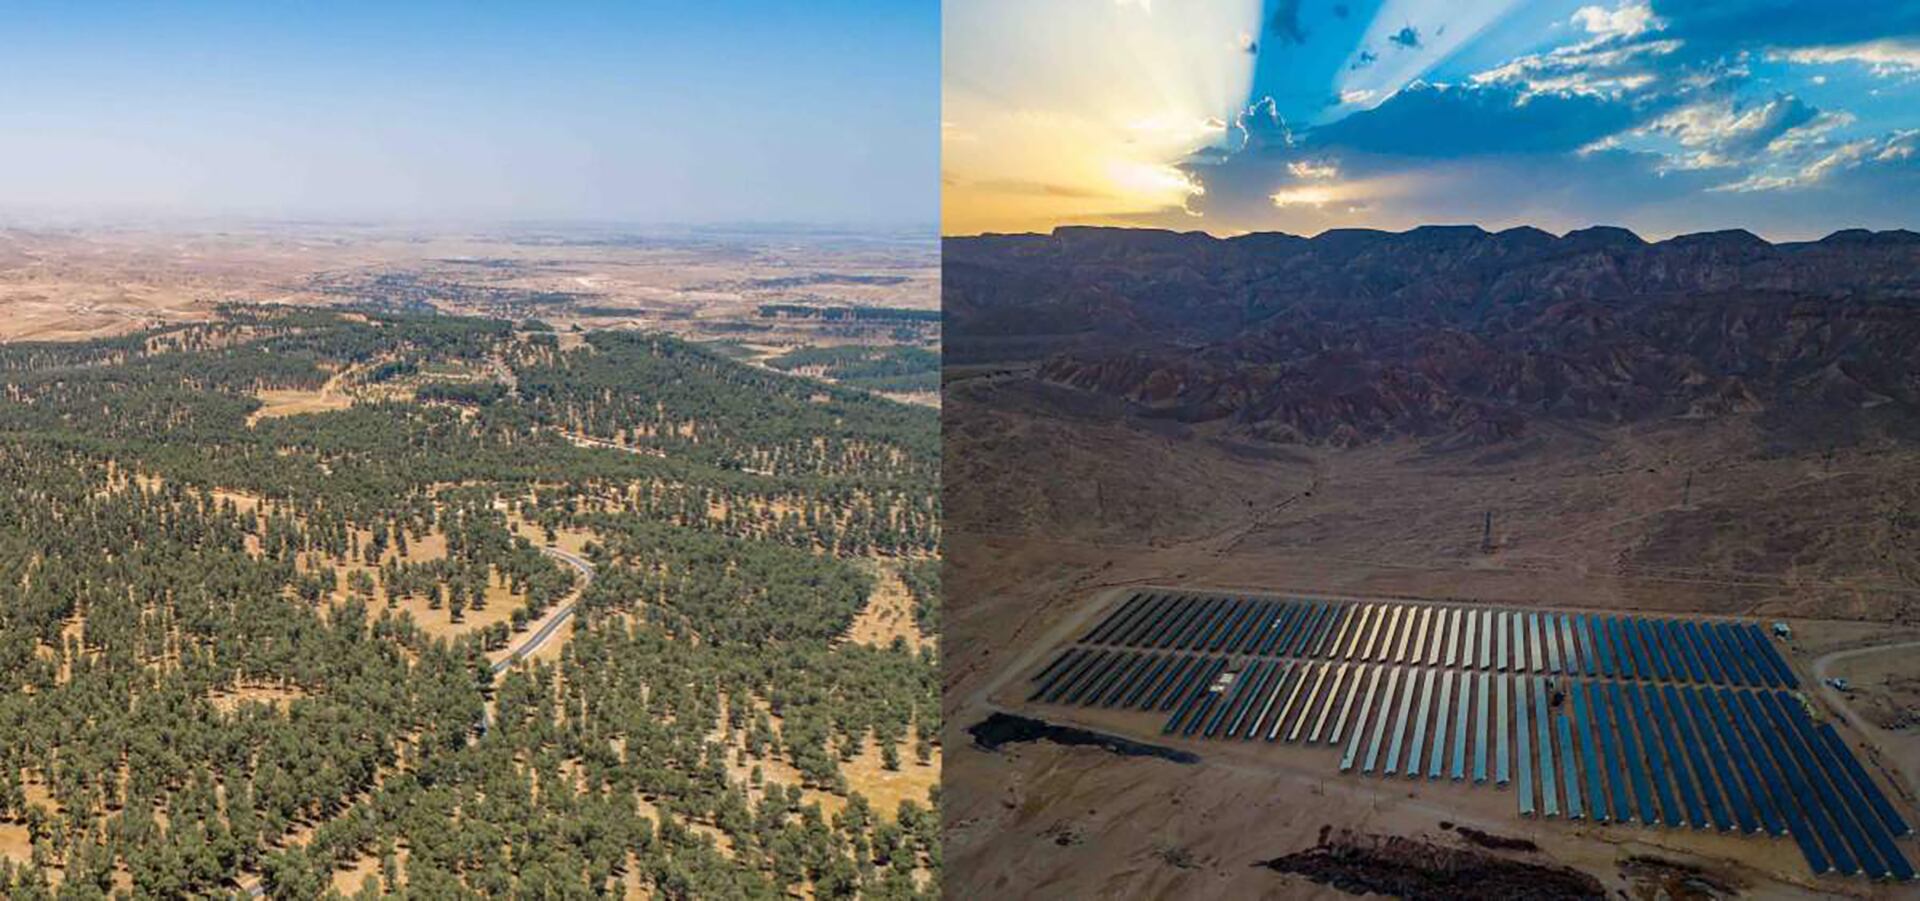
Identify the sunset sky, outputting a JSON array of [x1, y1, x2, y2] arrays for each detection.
[[943, 0, 1920, 239]]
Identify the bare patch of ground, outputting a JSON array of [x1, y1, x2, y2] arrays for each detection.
[[247, 386, 354, 423], [846, 561, 930, 650], [208, 683, 309, 714]]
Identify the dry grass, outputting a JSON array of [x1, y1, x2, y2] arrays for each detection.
[[209, 683, 310, 714], [247, 386, 354, 423], [845, 561, 930, 651]]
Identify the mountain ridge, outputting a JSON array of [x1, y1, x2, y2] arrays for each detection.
[[945, 224, 1920, 448]]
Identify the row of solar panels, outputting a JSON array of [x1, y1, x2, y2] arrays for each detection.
[[1026, 648, 1910, 881], [1078, 593, 1796, 688]]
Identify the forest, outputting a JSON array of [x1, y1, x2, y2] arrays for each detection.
[[766, 347, 940, 395], [0, 306, 939, 898]]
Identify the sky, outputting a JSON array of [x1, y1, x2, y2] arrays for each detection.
[[943, 0, 1920, 239], [0, 0, 938, 226]]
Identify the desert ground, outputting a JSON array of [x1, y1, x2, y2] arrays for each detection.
[[944, 372, 1920, 899], [0, 223, 938, 401]]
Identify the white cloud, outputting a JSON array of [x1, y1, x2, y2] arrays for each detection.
[[1774, 39, 1920, 76], [1571, 2, 1659, 40], [1287, 160, 1339, 179]]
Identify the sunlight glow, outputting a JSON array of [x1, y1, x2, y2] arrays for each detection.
[[943, 0, 1261, 234]]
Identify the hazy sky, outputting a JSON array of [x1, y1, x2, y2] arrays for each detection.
[[0, 0, 937, 226], [945, 0, 1920, 239]]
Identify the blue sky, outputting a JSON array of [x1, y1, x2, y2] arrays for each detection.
[[944, 0, 1920, 239], [0, 1, 937, 226]]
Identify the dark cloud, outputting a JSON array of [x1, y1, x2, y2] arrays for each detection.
[[1651, 0, 1920, 51], [1722, 94, 1819, 156], [1307, 82, 1652, 157], [1389, 25, 1421, 50], [1267, 0, 1308, 45]]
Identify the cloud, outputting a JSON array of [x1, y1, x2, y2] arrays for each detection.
[[1306, 81, 1652, 158], [1268, 0, 1307, 45], [1471, 33, 1686, 99], [1773, 39, 1920, 76], [1573, 2, 1661, 39], [1287, 159, 1339, 179], [1639, 93, 1819, 166], [1389, 26, 1422, 50], [1700, 128, 1915, 193]]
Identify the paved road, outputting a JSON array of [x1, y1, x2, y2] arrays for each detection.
[[244, 545, 597, 897], [493, 545, 595, 674], [478, 545, 594, 733]]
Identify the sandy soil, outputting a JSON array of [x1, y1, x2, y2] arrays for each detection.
[[845, 561, 931, 651], [0, 223, 936, 344], [208, 683, 309, 714]]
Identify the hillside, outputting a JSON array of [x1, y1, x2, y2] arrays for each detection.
[[0, 307, 939, 898], [947, 226, 1920, 449]]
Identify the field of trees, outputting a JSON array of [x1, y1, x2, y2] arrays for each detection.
[[766, 346, 940, 395], [0, 306, 939, 898]]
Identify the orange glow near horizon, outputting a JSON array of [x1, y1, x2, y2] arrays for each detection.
[[941, 0, 1261, 235]]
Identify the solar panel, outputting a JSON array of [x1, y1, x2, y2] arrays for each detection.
[[1451, 670, 1472, 781], [1362, 666, 1403, 774], [1383, 667, 1419, 774], [1309, 662, 1350, 743], [1744, 691, 1856, 875], [1118, 653, 1172, 709], [1327, 662, 1367, 745], [1288, 661, 1335, 743], [1082, 592, 1144, 644], [1527, 612, 1545, 673], [1343, 604, 1375, 660], [1496, 612, 1511, 672], [1571, 681, 1606, 823], [1429, 670, 1453, 779], [1406, 667, 1436, 778], [1243, 661, 1294, 739], [1495, 673, 1512, 787], [1136, 653, 1198, 710], [1325, 604, 1359, 658], [1473, 671, 1491, 784], [1446, 607, 1463, 667], [1558, 713, 1583, 820], [1544, 613, 1563, 673], [1391, 606, 1418, 664], [1815, 723, 1911, 838], [1608, 682, 1655, 825], [1201, 662, 1259, 737], [1535, 676, 1559, 818], [1514, 675, 1534, 814], [1645, 683, 1702, 828], [1339, 664, 1383, 772], [1217, 659, 1276, 737]]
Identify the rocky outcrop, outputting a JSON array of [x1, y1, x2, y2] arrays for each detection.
[[947, 226, 1920, 446]]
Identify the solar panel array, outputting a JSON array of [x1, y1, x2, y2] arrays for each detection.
[[1026, 592, 1913, 882], [1072, 593, 1798, 688]]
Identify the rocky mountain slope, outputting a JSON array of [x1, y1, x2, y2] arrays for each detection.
[[945, 225, 1920, 446]]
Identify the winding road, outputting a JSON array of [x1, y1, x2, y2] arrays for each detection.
[[1812, 638, 1920, 803], [243, 544, 597, 897], [493, 545, 595, 674]]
